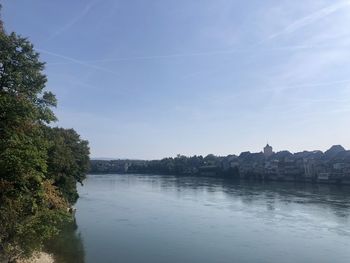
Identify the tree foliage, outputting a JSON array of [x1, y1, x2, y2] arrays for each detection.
[[46, 128, 90, 204], [0, 15, 89, 262]]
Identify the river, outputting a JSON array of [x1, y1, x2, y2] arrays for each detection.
[[51, 174, 350, 263]]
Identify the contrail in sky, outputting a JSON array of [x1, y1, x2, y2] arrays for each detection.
[[38, 1, 350, 68], [45, 44, 332, 66], [264, 78, 350, 93], [47, 48, 245, 65], [46, 0, 99, 41], [36, 48, 117, 75], [259, 1, 350, 44]]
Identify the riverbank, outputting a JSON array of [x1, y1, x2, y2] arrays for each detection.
[[17, 252, 54, 263]]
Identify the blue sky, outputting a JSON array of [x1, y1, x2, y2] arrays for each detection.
[[3, 0, 350, 159]]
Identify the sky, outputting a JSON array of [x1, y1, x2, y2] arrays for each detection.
[[2, 0, 350, 159]]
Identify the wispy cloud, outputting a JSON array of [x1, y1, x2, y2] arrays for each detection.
[[259, 1, 350, 44], [48, 48, 247, 64], [263, 78, 350, 93], [36, 48, 117, 75], [45, 43, 346, 67], [46, 0, 99, 41]]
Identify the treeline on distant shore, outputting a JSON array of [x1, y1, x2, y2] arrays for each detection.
[[90, 145, 350, 184], [91, 154, 239, 177], [0, 8, 90, 263]]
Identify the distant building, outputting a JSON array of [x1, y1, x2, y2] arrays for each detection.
[[263, 144, 273, 158], [304, 159, 317, 179]]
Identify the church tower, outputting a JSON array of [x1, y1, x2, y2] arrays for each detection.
[[264, 144, 273, 157]]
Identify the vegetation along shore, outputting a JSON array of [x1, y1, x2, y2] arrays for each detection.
[[0, 7, 90, 263]]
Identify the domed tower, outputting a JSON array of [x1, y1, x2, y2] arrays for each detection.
[[264, 144, 273, 157]]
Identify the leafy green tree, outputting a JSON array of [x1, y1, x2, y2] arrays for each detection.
[[45, 128, 90, 204], [0, 28, 64, 261], [0, 13, 89, 261]]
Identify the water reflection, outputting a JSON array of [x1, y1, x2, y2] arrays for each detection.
[[154, 175, 350, 220], [45, 220, 85, 263]]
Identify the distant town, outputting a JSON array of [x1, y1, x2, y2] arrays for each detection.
[[90, 144, 350, 185]]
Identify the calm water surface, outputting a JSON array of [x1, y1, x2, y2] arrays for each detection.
[[56, 174, 350, 263]]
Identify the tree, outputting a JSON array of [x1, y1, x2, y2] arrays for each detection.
[[45, 127, 90, 204], [0, 15, 89, 261], [0, 28, 65, 261]]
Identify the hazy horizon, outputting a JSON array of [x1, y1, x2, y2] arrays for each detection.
[[3, 0, 350, 159]]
